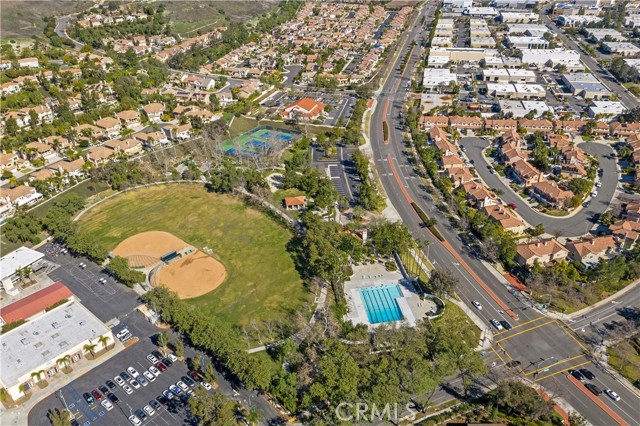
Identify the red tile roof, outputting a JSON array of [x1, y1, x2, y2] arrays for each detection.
[[0, 282, 73, 323]]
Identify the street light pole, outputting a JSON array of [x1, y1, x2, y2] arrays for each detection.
[[533, 356, 555, 379]]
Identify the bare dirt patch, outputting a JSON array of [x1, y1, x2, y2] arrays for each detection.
[[113, 231, 188, 261], [154, 251, 227, 299]]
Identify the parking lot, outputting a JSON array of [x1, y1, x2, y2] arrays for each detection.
[[29, 243, 280, 425], [261, 89, 357, 126], [311, 144, 361, 202]]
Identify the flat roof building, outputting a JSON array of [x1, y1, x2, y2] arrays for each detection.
[[0, 247, 46, 296], [562, 73, 610, 99], [507, 36, 549, 49], [423, 69, 458, 92], [521, 48, 581, 67], [499, 100, 552, 118], [482, 68, 537, 83], [0, 300, 112, 400], [603, 42, 640, 56], [499, 11, 539, 23], [588, 101, 627, 118], [587, 29, 626, 42]]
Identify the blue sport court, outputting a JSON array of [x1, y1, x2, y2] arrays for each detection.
[[221, 125, 299, 156], [359, 284, 404, 324]]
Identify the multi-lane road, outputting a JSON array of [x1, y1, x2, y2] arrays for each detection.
[[461, 137, 619, 237], [368, 2, 640, 425]]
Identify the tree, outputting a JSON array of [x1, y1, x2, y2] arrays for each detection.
[[568, 178, 592, 198], [205, 363, 217, 383], [600, 210, 616, 226], [106, 256, 146, 287], [368, 220, 413, 257], [191, 356, 201, 373], [188, 388, 235, 426], [246, 405, 261, 425], [157, 331, 169, 355], [428, 268, 459, 296], [48, 408, 71, 426], [83, 342, 97, 357], [528, 224, 545, 237], [173, 339, 184, 358], [56, 355, 71, 370], [98, 335, 110, 350]]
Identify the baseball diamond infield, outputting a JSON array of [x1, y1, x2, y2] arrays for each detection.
[[113, 231, 227, 299]]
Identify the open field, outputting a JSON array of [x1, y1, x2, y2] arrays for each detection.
[[607, 338, 640, 385], [77, 184, 307, 325]]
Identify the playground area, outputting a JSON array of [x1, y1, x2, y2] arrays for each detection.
[[113, 231, 227, 299], [220, 125, 300, 156]]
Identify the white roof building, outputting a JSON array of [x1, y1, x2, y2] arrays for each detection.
[[0, 301, 112, 400], [507, 36, 549, 49], [482, 68, 537, 83], [521, 48, 581, 67], [587, 29, 626, 42], [603, 42, 640, 56], [0, 247, 45, 295], [556, 15, 603, 27], [423, 68, 458, 90], [499, 100, 552, 118], [499, 12, 539, 23], [588, 101, 627, 118], [465, 7, 499, 17]]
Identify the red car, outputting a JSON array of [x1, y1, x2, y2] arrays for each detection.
[[187, 371, 202, 382], [507, 203, 517, 210], [155, 362, 168, 373], [91, 389, 103, 401]]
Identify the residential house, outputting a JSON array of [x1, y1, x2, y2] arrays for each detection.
[[0, 153, 19, 173], [41, 136, 71, 152], [29, 168, 56, 183], [515, 239, 569, 266], [483, 204, 526, 234], [115, 110, 141, 129], [462, 181, 498, 208], [284, 196, 307, 210], [446, 167, 475, 187], [94, 117, 121, 139], [1, 185, 43, 207], [485, 119, 518, 132], [519, 119, 553, 134], [142, 103, 165, 123], [24, 142, 56, 161], [448, 116, 483, 130], [610, 122, 640, 137], [441, 154, 465, 170], [85, 146, 114, 166], [164, 124, 193, 141], [624, 199, 640, 222], [530, 181, 574, 209], [554, 120, 586, 134], [609, 220, 640, 249], [281, 98, 326, 120], [104, 138, 143, 157], [73, 124, 102, 144], [17, 57, 39, 68], [50, 158, 86, 179], [510, 159, 543, 187], [566, 236, 617, 267], [419, 115, 449, 129], [133, 131, 170, 148]]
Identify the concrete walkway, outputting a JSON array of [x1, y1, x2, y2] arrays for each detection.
[[0, 342, 126, 426]]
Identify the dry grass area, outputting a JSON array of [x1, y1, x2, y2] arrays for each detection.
[[1, 1, 92, 39]]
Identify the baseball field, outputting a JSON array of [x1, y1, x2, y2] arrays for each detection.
[[77, 184, 308, 325]]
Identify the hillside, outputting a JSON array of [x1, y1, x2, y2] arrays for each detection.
[[1, 1, 93, 39]]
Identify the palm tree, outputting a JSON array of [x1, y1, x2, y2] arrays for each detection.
[[56, 355, 71, 370], [31, 370, 45, 383], [83, 342, 97, 357], [97, 335, 110, 351]]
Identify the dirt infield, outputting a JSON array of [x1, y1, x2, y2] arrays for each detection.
[[114, 230, 226, 299], [154, 251, 227, 299], [113, 231, 188, 262]]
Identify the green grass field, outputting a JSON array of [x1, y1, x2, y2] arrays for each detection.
[[77, 184, 308, 325]]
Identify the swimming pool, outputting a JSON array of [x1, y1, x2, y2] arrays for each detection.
[[359, 285, 404, 324]]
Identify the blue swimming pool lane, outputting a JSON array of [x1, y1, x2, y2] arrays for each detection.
[[358, 285, 404, 324]]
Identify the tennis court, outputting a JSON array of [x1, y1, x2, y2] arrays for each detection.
[[220, 125, 300, 156]]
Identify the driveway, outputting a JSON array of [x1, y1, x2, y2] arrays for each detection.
[[460, 137, 619, 237]]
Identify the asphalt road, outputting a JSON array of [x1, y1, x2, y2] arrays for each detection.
[[542, 10, 639, 110], [367, 3, 640, 425], [28, 245, 280, 425], [460, 136, 619, 237]]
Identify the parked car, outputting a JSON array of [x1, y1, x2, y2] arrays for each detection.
[[114, 376, 125, 387], [137, 376, 149, 387], [169, 385, 182, 396], [201, 381, 212, 391], [130, 380, 141, 389], [127, 367, 140, 378], [101, 400, 113, 411], [123, 385, 133, 395], [152, 350, 164, 360], [177, 381, 189, 392], [135, 409, 147, 421], [107, 393, 119, 403], [187, 371, 202, 382], [120, 372, 131, 381], [148, 366, 161, 377], [507, 203, 517, 210], [182, 376, 196, 387], [162, 358, 173, 367], [147, 354, 158, 364], [162, 390, 174, 400], [167, 353, 179, 362], [82, 393, 94, 404], [91, 390, 103, 401], [128, 415, 141, 426], [105, 380, 116, 390], [149, 399, 162, 410], [143, 371, 156, 382], [155, 362, 168, 372], [143, 405, 156, 416], [604, 389, 620, 401], [99, 385, 109, 394]]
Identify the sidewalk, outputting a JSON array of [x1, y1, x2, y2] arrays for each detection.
[[0, 342, 126, 426]]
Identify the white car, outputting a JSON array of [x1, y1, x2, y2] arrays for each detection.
[[177, 381, 189, 392], [490, 319, 504, 331], [146, 354, 158, 364], [148, 366, 160, 377], [596, 181, 602, 188], [143, 405, 156, 416], [123, 384, 133, 395], [167, 353, 178, 362], [201, 381, 212, 391], [116, 329, 130, 340], [114, 376, 125, 387], [130, 380, 141, 389], [591, 191, 598, 197], [129, 415, 141, 426], [79, 263, 86, 269], [127, 367, 139, 378], [472, 300, 482, 310], [143, 371, 156, 382], [101, 400, 113, 411], [604, 389, 620, 401], [98, 277, 107, 284]]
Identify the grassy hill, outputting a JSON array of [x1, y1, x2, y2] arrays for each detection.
[[1, 1, 93, 39]]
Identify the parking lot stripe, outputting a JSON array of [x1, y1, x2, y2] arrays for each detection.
[[566, 375, 630, 426]]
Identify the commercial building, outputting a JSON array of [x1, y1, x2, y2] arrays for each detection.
[[0, 247, 46, 296], [587, 29, 626, 42], [561, 73, 610, 99], [556, 15, 602, 27], [588, 100, 627, 118], [520, 48, 581, 69], [507, 36, 549, 49], [498, 100, 552, 118], [423, 69, 458, 92], [428, 47, 495, 65], [486, 83, 546, 100], [0, 300, 113, 400], [465, 7, 499, 17], [492, 0, 540, 7], [499, 12, 539, 23], [482, 68, 537, 83], [602, 42, 640, 56]]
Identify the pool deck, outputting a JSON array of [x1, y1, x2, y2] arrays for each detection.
[[343, 263, 436, 329]]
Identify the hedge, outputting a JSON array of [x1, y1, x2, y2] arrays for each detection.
[[383, 120, 389, 142]]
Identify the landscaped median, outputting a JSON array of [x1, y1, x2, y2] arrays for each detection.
[[411, 202, 444, 241]]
